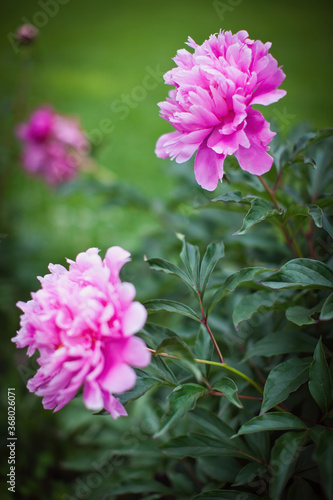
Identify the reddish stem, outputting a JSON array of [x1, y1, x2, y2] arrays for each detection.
[[210, 390, 262, 402], [197, 290, 224, 364], [259, 175, 303, 258]]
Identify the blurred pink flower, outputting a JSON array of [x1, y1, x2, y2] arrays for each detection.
[[12, 247, 150, 419], [155, 30, 286, 190], [15, 24, 39, 45], [16, 107, 89, 186]]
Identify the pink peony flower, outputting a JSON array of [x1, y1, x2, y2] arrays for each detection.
[[15, 24, 39, 45], [155, 30, 286, 191], [12, 247, 150, 419], [16, 106, 90, 186]]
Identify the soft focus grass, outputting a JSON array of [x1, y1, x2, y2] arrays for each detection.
[[1, 0, 333, 271]]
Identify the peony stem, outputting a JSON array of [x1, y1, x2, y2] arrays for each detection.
[[210, 390, 262, 402], [258, 175, 303, 258], [200, 359, 264, 395], [197, 290, 224, 364], [258, 175, 280, 211], [148, 349, 286, 412], [147, 349, 262, 394]]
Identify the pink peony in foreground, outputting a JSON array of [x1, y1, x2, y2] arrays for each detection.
[[12, 247, 150, 419], [155, 30, 286, 191], [16, 106, 89, 186]]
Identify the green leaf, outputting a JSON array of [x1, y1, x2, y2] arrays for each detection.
[[148, 354, 178, 385], [243, 329, 318, 360], [189, 407, 235, 442], [293, 128, 333, 154], [145, 256, 195, 291], [156, 336, 202, 381], [322, 212, 333, 238], [232, 462, 267, 487], [235, 198, 282, 235], [199, 241, 224, 296], [261, 358, 311, 413], [144, 299, 201, 322], [109, 479, 171, 496], [193, 491, 260, 499], [315, 195, 333, 211], [234, 413, 307, 437], [118, 371, 161, 404], [262, 259, 333, 290], [212, 378, 243, 408], [233, 290, 291, 328], [308, 205, 324, 227], [269, 431, 307, 500], [161, 433, 246, 459], [211, 190, 247, 204], [168, 471, 195, 496], [320, 292, 333, 320], [141, 322, 178, 349], [283, 203, 323, 228], [198, 456, 241, 483], [244, 431, 270, 463], [195, 324, 213, 376], [154, 384, 205, 438], [313, 428, 333, 499], [207, 267, 270, 316], [189, 407, 252, 454], [285, 305, 318, 326], [179, 236, 200, 290], [308, 338, 332, 414], [287, 479, 319, 500]]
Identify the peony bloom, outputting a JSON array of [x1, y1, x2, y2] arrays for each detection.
[[155, 30, 286, 191], [12, 247, 150, 419], [15, 24, 39, 45], [16, 106, 90, 186]]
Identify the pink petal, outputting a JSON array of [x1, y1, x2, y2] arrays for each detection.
[[235, 141, 273, 175], [208, 127, 250, 155], [104, 246, 131, 284], [83, 381, 104, 410], [155, 129, 211, 163], [123, 336, 151, 368], [118, 282, 136, 308], [122, 302, 147, 336], [194, 141, 225, 191], [100, 363, 136, 393], [103, 392, 127, 419], [251, 89, 286, 106]]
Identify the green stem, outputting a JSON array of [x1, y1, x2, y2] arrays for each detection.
[[148, 349, 261, 394], [194, 358, 263, 395], [149, 349, 286, 412]]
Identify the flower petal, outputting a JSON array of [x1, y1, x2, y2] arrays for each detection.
[[104, 246, 131, 284], [83, 380, 104, 410], [100, 363, 137, 394], [123, 336, 151, 368], [235, 141, 273, 175], [194, 141, 225, 191], [122, 302, 147, 336]]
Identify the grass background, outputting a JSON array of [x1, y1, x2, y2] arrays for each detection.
[[0, 1, 333, 497], [1, 0, 333, 265]]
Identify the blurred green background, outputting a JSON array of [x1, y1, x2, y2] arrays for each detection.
[[1, 0, 333, 498]]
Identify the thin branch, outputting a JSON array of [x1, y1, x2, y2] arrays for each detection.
[[259, 175, 303, 258], [210, 390, 262, 402], [197, 290, 224, 364]]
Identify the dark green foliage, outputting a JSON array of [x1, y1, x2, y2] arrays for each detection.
[[2, 4, 333, 496]]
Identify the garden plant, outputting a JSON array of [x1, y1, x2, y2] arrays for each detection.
[[5, 22, 333, 500]]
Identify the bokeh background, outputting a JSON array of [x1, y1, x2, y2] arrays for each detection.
[[1, 0, 333, 498]]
